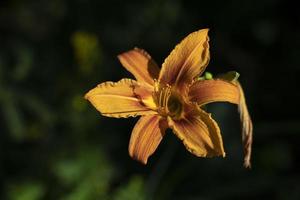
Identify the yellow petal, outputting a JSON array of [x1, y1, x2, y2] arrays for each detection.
[[159, 29, 210, 90], [168, 108, 225, 157], [85, 79, 156, 118], [189, 79, 239, 106], [129, 115, 167, 164], [237, 82, 253, 168], [118, 48, 160, 85]]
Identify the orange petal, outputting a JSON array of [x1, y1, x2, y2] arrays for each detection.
[[118, 48, 160, 85], [168, 108, 225, 157], [85, 79, 156, 118], [237, 82, 253, 168], [129, 115, 168, 164], [159, 29, 210, 90], [217, 72, 253, 168], [189, 79, 239, 106]]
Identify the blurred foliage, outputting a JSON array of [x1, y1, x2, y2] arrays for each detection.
[[1, 0, 300, 199], [7, 182, 45, 200], [71, 31, 101, 75], [113, 176, 146, 200], [53, 147, 113, 199]]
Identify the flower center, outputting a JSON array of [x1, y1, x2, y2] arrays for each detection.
[[167, 94, 183, 118], [154, 82, 183, 118]]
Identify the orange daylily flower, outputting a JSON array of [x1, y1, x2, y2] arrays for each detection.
[[85, 29, 253, 168]]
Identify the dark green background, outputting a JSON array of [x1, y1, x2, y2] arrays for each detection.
[[1, 0, 299, 199]]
